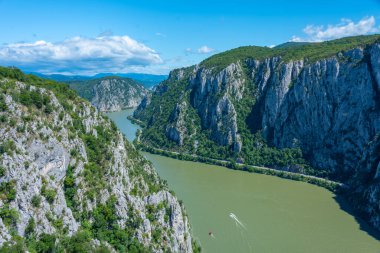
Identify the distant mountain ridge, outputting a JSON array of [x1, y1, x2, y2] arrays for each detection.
[[31, 72, 168, 89], [68, 76, 149, 112]]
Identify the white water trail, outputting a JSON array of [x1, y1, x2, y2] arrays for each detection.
[[229, 213, 253, 253], [229, 212, 247, 230]]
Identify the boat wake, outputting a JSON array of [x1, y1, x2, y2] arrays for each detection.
[[229, 212, 253, 252], [229, 212, 247, 230]]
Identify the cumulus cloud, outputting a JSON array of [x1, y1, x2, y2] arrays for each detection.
[[0, 35, 162, 75], [290, 16, 379, 42]]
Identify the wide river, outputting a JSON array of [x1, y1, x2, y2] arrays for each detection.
[[108, 109, 380, 253]]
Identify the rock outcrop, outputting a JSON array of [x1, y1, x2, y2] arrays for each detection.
[[189, 63, 244, 151], [166, 101, 188, 145], [0, 69, 194, 252]]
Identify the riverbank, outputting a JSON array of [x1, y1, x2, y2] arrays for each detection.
[[127, 115, 146, 127], [135, 143, 344, 193]]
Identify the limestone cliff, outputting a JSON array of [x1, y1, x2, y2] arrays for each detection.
[[0, 68, 194, 252], [69, 77, 149, 112], [134, 35, 380, 232]]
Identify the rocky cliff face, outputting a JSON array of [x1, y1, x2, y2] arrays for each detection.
[[189, 63, 244, 152], [245, 46, 379, 179], [166, 101, 188, 146], [0, 69, 194, 252], [134, 36, 380, 232], [69, 77, 149, 112]]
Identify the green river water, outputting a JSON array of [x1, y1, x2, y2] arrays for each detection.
[[108, 109, 380, 253]]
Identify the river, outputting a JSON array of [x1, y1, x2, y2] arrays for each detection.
[[107, 109, 380, 253]]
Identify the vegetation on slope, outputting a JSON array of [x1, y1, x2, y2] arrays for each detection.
[[133, 35, 380, 180], [34, 73, 167, 89], [0, 67, 191, 252], [67, 76, 146, 102], [201, 34, 380, 71], [134, 65, 327, 177]]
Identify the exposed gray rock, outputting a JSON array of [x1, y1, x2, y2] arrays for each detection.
[[70, 77, 149, 112], [188, 63, 244, 151], [0, 78, 193, 252], [166, 101, 188, 145], [92, 78, 148, 111], [146, 191, 192, 252]]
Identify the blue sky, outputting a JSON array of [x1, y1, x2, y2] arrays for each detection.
[[0, 0, 379, 75]]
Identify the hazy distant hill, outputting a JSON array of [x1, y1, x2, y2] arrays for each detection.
[[68, 76, 149, 112], [32, 72, 167, 89], [93, 73, 168, 89]]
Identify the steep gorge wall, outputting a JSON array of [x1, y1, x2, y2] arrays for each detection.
[[0, 75, 193, 252], [135, 42, 380, 231], [70, 77, 149, 112], [92, 78, 148, 112]]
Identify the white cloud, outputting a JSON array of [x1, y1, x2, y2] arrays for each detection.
[[289, 36, 302, 42], [197, 45, 215, 54], [290, 16, 379, 42], [185, 45, 215, 54], [0, 35, 163, 75]]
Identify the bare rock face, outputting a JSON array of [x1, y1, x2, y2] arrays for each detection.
[[92, 78, 148, 112], [70, 77, 149, 112], [0, 75, 193, 252], [265, 47, 379, 179], [217, 46, 379, 181], [166, 101, 188, 145], [189, 63, 244, 151], [246, 57, 305, 140]]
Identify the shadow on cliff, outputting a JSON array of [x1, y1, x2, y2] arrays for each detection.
[[333, 195, 380, 241]]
